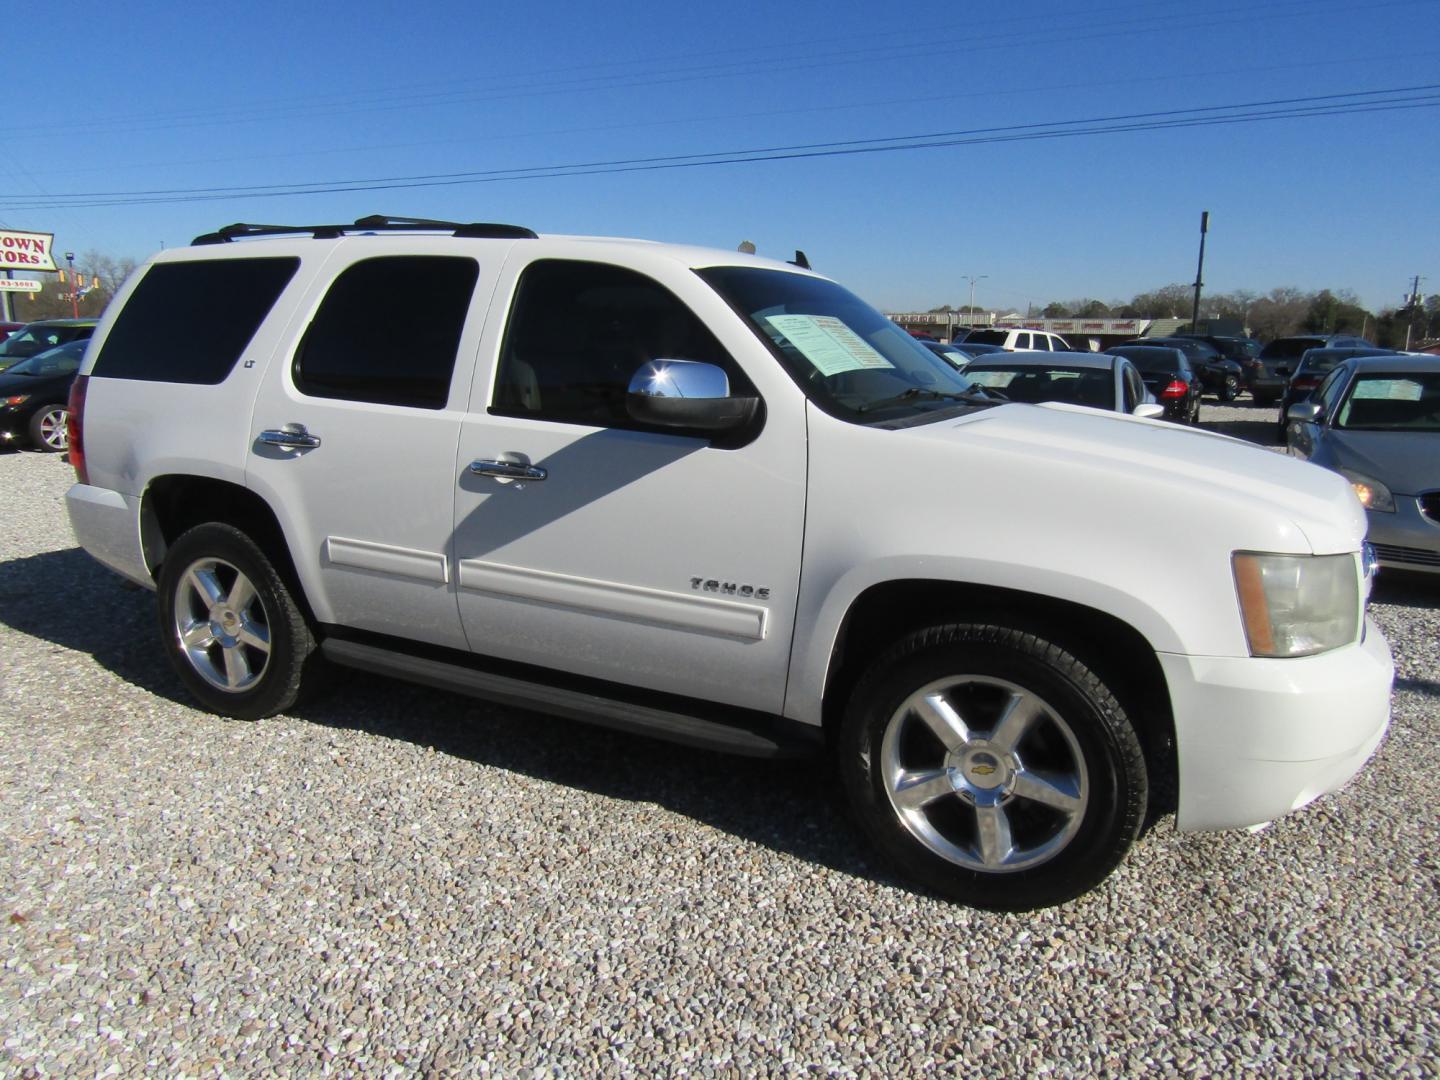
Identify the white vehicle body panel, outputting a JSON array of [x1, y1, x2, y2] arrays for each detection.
[[450, 243, 808, 713], [62, 229, 1393, 843], [244, 238, 509, 649]]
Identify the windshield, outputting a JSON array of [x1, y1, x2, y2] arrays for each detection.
[[0, 328, 56, 358], [1336, 373, 1440, 431], [5, 341, 85, 377], [967, 364, 1116, 409], [698, 266, 987, 422]]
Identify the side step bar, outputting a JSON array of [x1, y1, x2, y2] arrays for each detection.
[[320, 638, 820, 759]]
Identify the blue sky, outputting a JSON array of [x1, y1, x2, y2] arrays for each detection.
[[3, 0, 1436, 314]]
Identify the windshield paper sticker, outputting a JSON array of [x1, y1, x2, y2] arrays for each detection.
[[764, 315, 895, 376], [1352, 379, 1422, 401]]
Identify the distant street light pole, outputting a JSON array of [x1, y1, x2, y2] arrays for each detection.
[[1190, 211, 1209, 332], [963, 274, 988, 330]]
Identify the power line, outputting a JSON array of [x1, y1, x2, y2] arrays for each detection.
[[2, 85, 1434, 211]]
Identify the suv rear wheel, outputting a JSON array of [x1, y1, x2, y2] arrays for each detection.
[[156, 523, 318, 720], [838, 624, 1147, 910]]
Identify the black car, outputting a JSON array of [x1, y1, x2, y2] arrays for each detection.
[[1252, 334, 1375, 405], [0, 318, 98, 372], [1104, 345, 1203, 423], [0, 339, 86, 451], [1276, 346, 1395, 438], [1119, 336, 1244, 401], [1179, 334, 1264, 392]]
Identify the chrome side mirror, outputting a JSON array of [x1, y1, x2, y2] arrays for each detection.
[[1286, 401, 1322, 424], [1132, 402, 1165, 420], [626, 359, 759, 432]]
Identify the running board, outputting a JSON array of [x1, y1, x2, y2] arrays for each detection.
[[320, 638, 819, 759]]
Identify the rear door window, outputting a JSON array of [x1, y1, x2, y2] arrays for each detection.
[[294, 256, 479, 409], [92, 259, 299, 384]]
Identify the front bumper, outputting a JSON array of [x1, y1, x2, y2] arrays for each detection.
[[1161, 620, 1393, 831], [1366, 501, 1440, 573]]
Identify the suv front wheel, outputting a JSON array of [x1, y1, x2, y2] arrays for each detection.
[[839, 624, 1147, 910], [156, 523, 317, 720]]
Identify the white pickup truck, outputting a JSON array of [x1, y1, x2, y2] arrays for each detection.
[[64, 217, 1393, 909]]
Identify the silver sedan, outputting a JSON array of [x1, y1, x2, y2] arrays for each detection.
[[1286, 354, 1440, 574]]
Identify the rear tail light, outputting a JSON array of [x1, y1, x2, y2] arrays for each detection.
[[67, 374, 89, 484], [1161, 379, 1188, 399], [1294, 376, 1320, 391]]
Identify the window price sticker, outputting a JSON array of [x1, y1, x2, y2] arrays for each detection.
[[765, 314, 894, 376]]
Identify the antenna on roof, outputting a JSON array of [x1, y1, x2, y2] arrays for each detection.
[[737, 240, 756, 254], [789, 250, 811, 270]]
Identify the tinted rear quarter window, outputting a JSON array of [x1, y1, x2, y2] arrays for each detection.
[[964, 330, 1007, 345], [93, 259, 299, 384], [294, 256, 479, 409]]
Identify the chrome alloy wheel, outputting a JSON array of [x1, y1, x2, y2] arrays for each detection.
[[172, 557, 272, 693], [880, 675, 1088, 873], [37, 407, 68, 450]]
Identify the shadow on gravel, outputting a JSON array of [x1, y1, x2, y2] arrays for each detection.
[[1198, 399, 1283, 445], [0, 548, 901, 893], [1395, 677, 1440, 700], [0, 547, 182, 701], [1372, 570, 1440, 610], [290, 678, 898, 891]]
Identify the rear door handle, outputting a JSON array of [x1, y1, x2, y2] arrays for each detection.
[[259, 423, 321, 449], [470, 458, 547, 481]]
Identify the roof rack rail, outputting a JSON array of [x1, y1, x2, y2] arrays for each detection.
[[191, 216, 538, 246]]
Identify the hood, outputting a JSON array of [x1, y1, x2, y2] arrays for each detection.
[[0, 369, 70, 395], [1325, 429, 1440, 496], [911, 402, 1368, 552]]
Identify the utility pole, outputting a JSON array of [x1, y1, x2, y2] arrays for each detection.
[[1189, 211, 1209, 333], [1404, 275, 1426, 350], [962, 275, 987, 334]]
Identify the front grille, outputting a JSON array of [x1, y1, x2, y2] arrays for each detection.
[[1370, 542, 1440, 569], [1421, 492, 1440, 525]]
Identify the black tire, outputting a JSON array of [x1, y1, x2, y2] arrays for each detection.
[[1220, 374, 1239, 402], [27, 405, 68, 452], [156, 523, 319, 720], [838, 624, 1147, 911]]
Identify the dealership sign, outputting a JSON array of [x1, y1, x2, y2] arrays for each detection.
[[0, 230, 57, 271], [0, 278, 41, 292]]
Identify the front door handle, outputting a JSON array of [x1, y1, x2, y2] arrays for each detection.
[[470, 458, 547, 481], [259, 423, 322, 450]]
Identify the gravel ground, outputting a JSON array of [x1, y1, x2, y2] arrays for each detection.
[[1, 404, 1437, 1077]]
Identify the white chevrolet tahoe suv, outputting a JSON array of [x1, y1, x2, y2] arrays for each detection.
[[65, 217, 1393, 910]]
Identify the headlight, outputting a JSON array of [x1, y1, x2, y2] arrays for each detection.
[[1232, 552, 1361, 657], [1337, 468, 1395, 512]]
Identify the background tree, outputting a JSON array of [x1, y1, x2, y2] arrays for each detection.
[[1301, 289, 1371, 336], [9, 250, 137, 321], [1114, 283, 1191, 317], [1246, 287, 1309, 341]]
